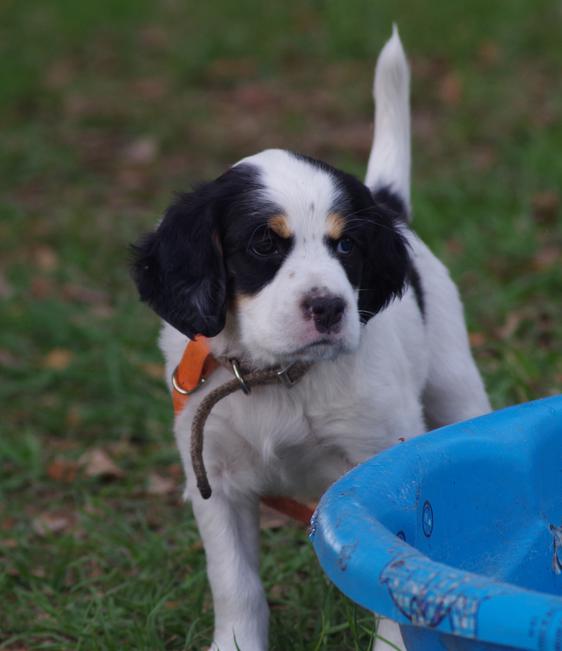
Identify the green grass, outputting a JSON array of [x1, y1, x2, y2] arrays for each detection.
[[1, 1, 561, 649]]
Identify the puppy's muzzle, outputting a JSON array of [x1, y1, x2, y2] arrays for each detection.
[[301, 292, 346, 334]]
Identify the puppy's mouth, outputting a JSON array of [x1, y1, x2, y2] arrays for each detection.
[[278, 337, 346, 363]]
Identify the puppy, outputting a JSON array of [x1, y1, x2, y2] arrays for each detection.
[[132, 28, 490, 651]]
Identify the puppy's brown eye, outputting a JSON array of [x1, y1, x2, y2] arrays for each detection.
[[250, 230, 279, 257], [336, 237, 354, 255]]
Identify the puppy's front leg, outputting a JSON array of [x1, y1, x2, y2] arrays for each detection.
[[191, 492, 268, 651]]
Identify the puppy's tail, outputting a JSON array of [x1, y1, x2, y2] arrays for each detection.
[[365, 25, 411, 219]]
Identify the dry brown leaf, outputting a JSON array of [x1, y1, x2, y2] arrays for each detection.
[[146, 473, 176, 495], [43, 348, 73, 370], [478, 41, 501, 66], [1, 538, 18, 549], [47, 458, 78, 483], [45, 59, 75, 89], [65, 406, 82, 428], [532, 244, 560, 271], [31, 276, 55, 299], [469, 332, 487, 347], [79, 449, 124, 479], [439, 72, 463, 107], [0, 271, 13, 299], [2, 517, 16, 531], [496, 312, 523, 340], [131, 77, 168, 101], [122, 137, 158, 165], [32, 512, 73, 536], [166, 463, 183, 479], [141, 362, 165, 379], [0, 349, 19, 368], [62, 283, 109, 305], [532, 191, 559, 224], [139, 25, 167, 48], [34, 246, 59, 272]]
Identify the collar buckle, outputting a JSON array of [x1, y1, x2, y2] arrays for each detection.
[[172, 366, 206, 396], [230, 359, 251, 395], [276, 364, 298, 388]]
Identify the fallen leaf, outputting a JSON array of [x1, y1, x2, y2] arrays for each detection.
[[496, 312, 523, 340], [47, 458, 78, 483], [131, 77, 168, 101], [65, 406, 82, 428], [31, 276, 55, 299], [43, 348, 73, 370], [439, 71, 463, 107], [532, 191, 559, 224], [89, 304, 114, 319], [469, 332, 487, 347], [166, 463, 183, 479], [0, 271, 13, 298], [532, 244, 560, 271], [122, 137, 158, 165], [138, 25, 167, 48], [44, 59, 75, 89], [1, 538, 18, 549], [2, 517, 16, 531], [34, 246, 59, 272], [446, 238, 464, 255], [32, 512, 73, 536], [62, 283, 109, 305], [478, 41, 501, 66], [79, 449, 124, 479], [0, 349, 19, 368], [146, 473, 176, 495], [141, 362, 165, 380]]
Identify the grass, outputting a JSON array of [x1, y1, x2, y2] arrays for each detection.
[[1, 0, 561, 649]]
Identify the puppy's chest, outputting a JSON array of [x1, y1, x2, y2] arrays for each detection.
[[228, 377, 399, 469]]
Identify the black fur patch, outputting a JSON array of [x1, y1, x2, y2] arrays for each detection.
[[292, 153, 412, 322], [408, 264, 425, 319], [132, 164, 265, 338], [372, 186, 409, 221], [131, 163, 295, 338]]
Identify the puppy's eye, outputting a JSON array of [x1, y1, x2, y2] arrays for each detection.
[[250, 230, 279, 257], [336, 237, 354, 256]]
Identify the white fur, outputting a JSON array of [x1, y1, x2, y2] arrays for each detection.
[[366, 25, 411, 215], [156, 28, 490, 651], [230, 149, 360, 366]]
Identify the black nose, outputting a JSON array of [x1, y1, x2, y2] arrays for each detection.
[[302, 295, 346, 333]]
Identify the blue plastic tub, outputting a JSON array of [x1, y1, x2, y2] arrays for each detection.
[[311, 396, 562, 650]]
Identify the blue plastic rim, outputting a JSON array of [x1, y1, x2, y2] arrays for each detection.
[[310, 396, 562, 651]]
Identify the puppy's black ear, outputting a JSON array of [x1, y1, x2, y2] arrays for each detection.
[[131, 187, 226, 338], [358, 189, 411, 322]]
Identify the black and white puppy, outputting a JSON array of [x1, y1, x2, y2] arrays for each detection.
[[133, 29, 490, 651]]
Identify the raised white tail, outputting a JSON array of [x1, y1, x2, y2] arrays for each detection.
[[365, 25, 411, 218]]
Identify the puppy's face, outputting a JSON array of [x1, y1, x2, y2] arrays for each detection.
[[133, 149, 410, 366]]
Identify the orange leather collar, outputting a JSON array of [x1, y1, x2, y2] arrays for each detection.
[[171, 336, 219, 415], [171, 337, 315, 526]]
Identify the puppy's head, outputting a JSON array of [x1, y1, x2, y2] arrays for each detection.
[[132, 149, 410, 365]]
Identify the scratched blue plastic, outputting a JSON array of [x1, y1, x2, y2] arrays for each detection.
[[311, 396, 562, 650]]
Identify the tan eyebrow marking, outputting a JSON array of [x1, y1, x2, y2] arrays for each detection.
[[326, 212, 346, 239], [267, 214, 293, 239]]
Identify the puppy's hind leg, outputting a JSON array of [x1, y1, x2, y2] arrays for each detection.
[[418, 241, 492, 429], [373, 618, 406, 651]]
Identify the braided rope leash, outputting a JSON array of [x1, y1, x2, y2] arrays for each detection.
[[191, 361, 312, 499]]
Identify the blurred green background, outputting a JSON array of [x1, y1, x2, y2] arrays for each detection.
[[1, 1, 560, 649]]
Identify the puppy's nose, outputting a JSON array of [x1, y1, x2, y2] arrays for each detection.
[[302, 294, 346, 333]]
